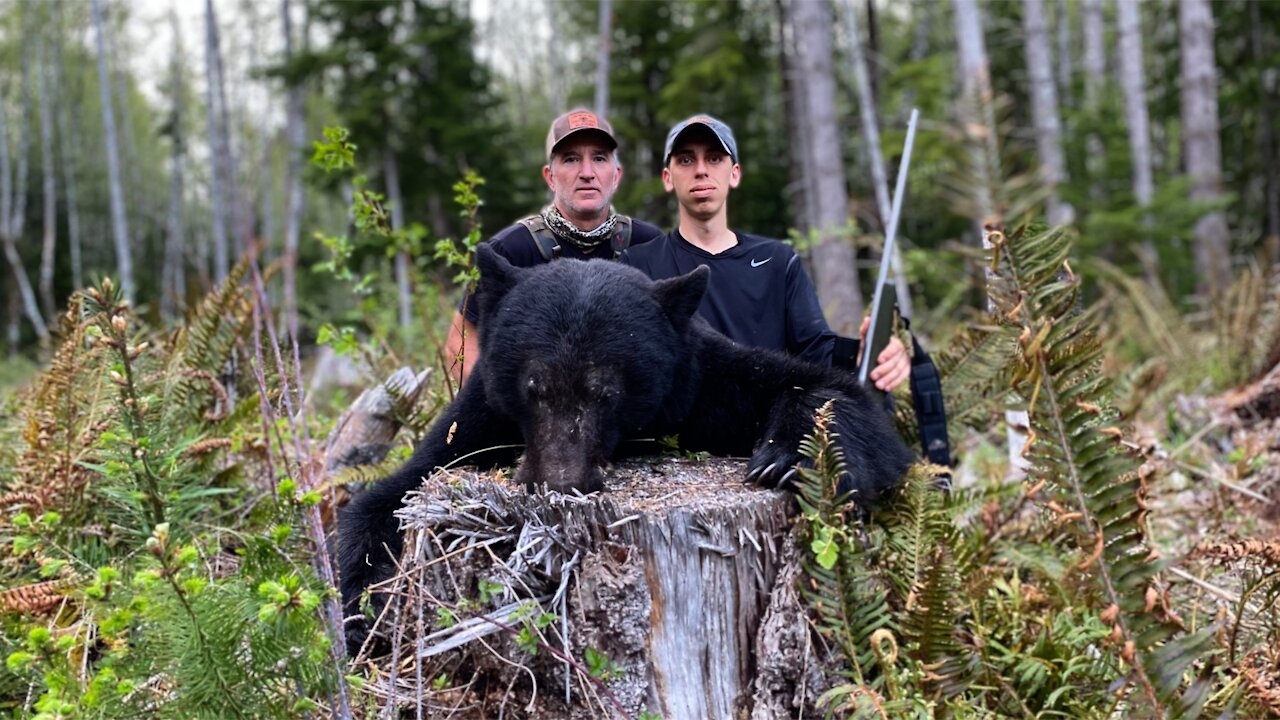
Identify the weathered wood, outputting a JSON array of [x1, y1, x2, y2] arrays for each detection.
[[322, 366, 429, 476], [363, 459, 820, 719]]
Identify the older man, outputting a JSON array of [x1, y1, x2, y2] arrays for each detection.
[[445, 109, 663, 384]]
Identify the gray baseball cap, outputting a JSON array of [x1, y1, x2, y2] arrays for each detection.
[[663, 114, 739, 165]]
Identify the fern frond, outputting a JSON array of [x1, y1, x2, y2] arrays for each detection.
[[161, 260, 254, 428], [990, 224, 1216, 714], [795, 402, 896, 689]]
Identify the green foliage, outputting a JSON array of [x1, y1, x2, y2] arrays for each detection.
[[797, 225, 1239, 718], [0, 276, 342, 717]]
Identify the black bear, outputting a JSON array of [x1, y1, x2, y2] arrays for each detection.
[[338, 246, 914, 648]]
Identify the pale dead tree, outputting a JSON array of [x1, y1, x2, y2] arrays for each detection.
[[36, 19, 57, 318], [1116, 0, 1158, 276], [282, 0, 306, 344], [1178, 0, 1231, 294], [842, 0, 913, 318], [205, 0, 230, 283], [1251, 0, 1280, 252], [594, 0, 612, 117], [53, 1, 84, 292], [161, 9, 186, 320], [1056, 0, 1072, 108], [211, 2, 243, 268], [786, 0, 863, 330], [1, 7, 49, 344], [383, 149, 413, 331], [1022, 0, 1074, 226], [91, 0, 134, 304], [953, 0, 1027, 476], [1082, 0, 1106, 204]]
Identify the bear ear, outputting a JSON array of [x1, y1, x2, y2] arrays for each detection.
[[475, 244, 526, 304], [651, 265, 709, 331]]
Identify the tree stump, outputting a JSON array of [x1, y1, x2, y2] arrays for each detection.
[[362, 458, 826, 719]]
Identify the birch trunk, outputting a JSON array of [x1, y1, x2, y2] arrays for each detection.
[[786, 0, 862, 331], [161, 10, 186, 320], [383, 149, 412, 331], [1056, 0, 1073, 108], [0, 24, 49, 343], [1022, 0, 1074, 226], [843, 0, 913, 318], [1082, 0, 1106, 204], [594, 0, 611, 117], [53, 2, 84, 292], [953, 0, 1028, 476], [36, 25, 57, 319], [1178, 0, 1231, 294], [953, 0, 1000, 229], [1251, 0, 1280, 251], [282, 0, 306, 345], [1117, 0, 1160, 281], [205, 0, 229, 283], [91, 0, 134, 304]]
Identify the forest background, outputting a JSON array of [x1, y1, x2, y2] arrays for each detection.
[[1, 0, 1279, 717]]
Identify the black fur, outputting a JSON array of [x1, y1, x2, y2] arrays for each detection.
[[338, 245, 914, 650]]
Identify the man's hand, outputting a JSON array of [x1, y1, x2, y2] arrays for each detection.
[[858, 316, 909, 392]]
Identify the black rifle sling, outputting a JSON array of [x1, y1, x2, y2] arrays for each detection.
[[521, 215, 634, 261], [902, 318, 952, 481]]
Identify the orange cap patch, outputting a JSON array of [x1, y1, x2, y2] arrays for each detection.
[[566, 112, 600, 130]]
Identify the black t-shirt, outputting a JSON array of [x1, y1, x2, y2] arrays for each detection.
[[460, 217, 663, 324], [619, 229, 839, 365]]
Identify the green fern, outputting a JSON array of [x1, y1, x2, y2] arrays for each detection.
[[989, 224, 1217, 716], [795, 402, 896, 692]]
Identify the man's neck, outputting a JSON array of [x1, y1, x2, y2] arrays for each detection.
[[555, 204, 609, 232], [678, 213, 737, 254]]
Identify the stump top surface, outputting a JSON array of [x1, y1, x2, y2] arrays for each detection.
[[417, 457, 785, 515]]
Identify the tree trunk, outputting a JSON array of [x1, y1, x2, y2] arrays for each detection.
[[0, 88, 48, 343], [1082, 0, 1106, 205], [36, 23, 57, 319], [1116, 0, 1158, 278], [1022, 0, 1074, 226], [1178, 0, 1231, 294], [594, 0, 611, 117], [212, 4, 244, 267], [205, 0, 230, 283], [0, 4, 48, 344], [282, 0, 306, 348], [1251, 0, 1280, 254], [954, 0, 1028, 476], [843, 0, 914, 318], [383, 149, 412, 331], [1056, 0, 1073, 109], [52, 1, 84, 293], [161, 9, 186, 321], [91, 0, 134, 304], [365, 461, 818, 718], [786, 0, 863, 331]]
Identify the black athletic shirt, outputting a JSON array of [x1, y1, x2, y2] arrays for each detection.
[[460, 217, 663, 324], [619, 229, 839, 365]]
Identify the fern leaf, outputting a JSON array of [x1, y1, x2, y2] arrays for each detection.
[[990, 224, 1214, 715]]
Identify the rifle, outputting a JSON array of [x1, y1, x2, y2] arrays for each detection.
[[857, 109, 953, 472]]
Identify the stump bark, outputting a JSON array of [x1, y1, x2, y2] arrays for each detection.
[[364, 458, 826, 719]]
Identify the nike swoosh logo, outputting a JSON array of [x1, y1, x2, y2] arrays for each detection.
[[750, 257, 771, 268]]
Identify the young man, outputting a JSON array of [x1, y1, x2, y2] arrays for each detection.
[[445, 109, 663, 384], [620, 114, 909, 391]]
